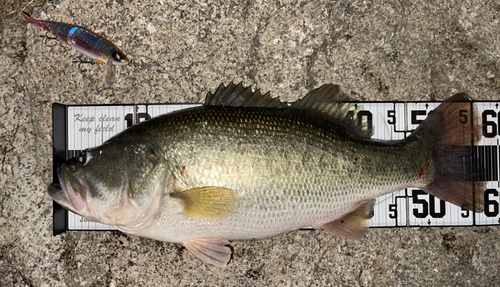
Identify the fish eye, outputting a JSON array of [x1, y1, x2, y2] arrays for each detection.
[[112, 51, 123, 61], [78, 150, 92, 166]]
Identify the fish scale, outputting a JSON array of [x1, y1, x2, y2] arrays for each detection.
[[136, 106, 430, 242]]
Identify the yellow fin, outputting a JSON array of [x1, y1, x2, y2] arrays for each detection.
[[316, 199, 375, 240], [171, 186, 238, 219]]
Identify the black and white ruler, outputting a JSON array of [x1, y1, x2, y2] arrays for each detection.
[[50, 101, 500, 234]]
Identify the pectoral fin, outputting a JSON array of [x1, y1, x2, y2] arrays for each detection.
[[316, 199, 375, 240], [171, 186, 238, 219], [183, 237, 232, 268]]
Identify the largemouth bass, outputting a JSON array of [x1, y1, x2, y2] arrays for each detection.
[[48, 83, 485, 267]]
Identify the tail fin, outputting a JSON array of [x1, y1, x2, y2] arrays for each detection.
[[22, 11, 43, 27], [411, 93, 485, 212], [22, 11, 33, 23]]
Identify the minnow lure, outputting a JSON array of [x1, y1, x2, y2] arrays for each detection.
[[23, 12, 129, 65]]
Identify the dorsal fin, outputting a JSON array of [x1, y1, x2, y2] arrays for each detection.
[[204, 82, 288, 108], [292, 84, 374, 138]]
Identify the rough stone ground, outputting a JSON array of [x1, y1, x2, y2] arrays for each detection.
[[1, 0, 499, 286]]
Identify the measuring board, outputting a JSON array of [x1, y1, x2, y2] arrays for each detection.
[[50, 101, 500, 235]]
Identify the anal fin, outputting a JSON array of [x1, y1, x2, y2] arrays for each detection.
[[316, 199, 375, 240], [183, 237, 232, 268]]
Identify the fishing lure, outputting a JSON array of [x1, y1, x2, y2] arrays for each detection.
[[23, 12, 129, 65]]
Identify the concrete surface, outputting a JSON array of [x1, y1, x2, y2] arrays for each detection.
[[1, 0, 500, 286]]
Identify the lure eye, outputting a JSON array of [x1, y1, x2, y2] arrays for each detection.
[[78, 150, 92, 166], [112, 51, 123, 61]]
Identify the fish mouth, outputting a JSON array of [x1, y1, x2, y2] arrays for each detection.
[[48, 182, 72, 209], [47, 164, 89, 213]]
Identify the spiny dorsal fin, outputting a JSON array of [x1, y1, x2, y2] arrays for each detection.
[[204, 82, 288, 108], [292, 84, 374, 138], [171, 186, 238, 219]]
